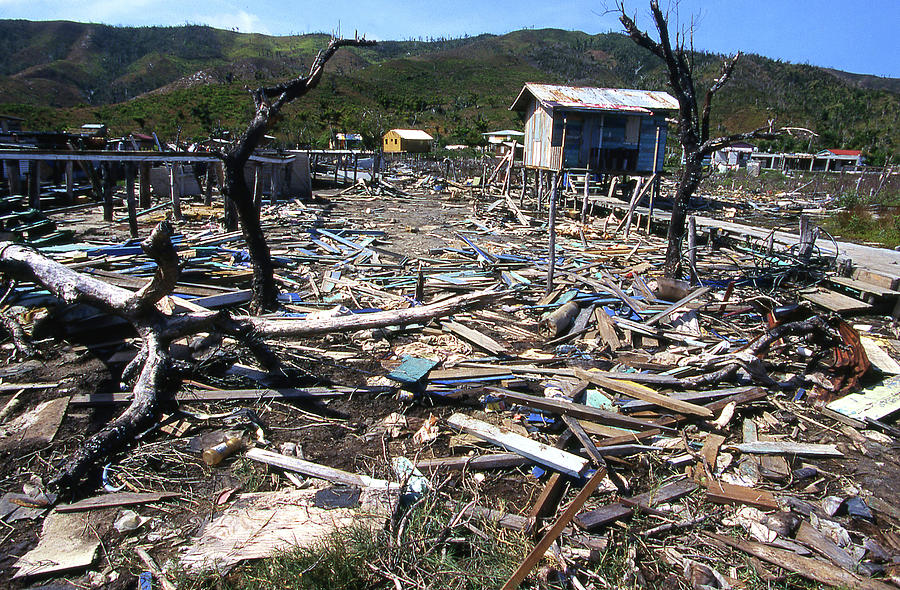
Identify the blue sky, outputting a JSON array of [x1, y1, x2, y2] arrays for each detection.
[[0, 0, 896, 77]]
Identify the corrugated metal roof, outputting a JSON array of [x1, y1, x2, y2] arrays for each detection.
[[482, 130, 524, 137], [388, 129, 433, 140], [511, 83, 678, 113]]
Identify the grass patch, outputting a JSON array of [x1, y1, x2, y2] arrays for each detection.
[[824, 206, 900, 248], [176, 491, 534, 589]]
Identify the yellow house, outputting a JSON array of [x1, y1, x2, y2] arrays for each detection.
[[382, 129, 433, 153]]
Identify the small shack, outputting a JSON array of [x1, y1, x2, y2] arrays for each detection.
[[330, 133, 364, 150], [816, 149, 864, 171], [510, 83, 677, 174], [382, 129, 433, 153], [713, 141, 756, 171], [482, 129, 525, 158]]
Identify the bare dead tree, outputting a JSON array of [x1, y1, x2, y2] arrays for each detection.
[[0, 224, 496, 492], [617, 1, 794, 277], [211, 36, 376, 314]]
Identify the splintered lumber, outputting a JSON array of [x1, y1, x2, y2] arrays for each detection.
[[574, 478, 697, 531], [416, 453, 527, 471], [726, 441, 843, 457], [706, 480, 778, 510], [700, 434, 726, 473], [795, 520, 862, 574], [561, 414, 605, 466], [618, 386, 759, 412], [447, 413, 589, 477], [246, 448, 397, 489], [441, 319, 507, 355], [704, 532, 895, 590], [57, 491, 180, 513], [69, 386, 365, 405], [501, 466, 608, 590], [644, 286, 711, 326], [488, 388, 674, 432], [573, 368, 713, 418]]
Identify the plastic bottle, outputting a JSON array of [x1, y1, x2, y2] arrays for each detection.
[[202, 437, 244, 466]]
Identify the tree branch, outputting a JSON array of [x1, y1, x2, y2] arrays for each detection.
[[700, 52, 741, 144], [699, 124, 782, 155]]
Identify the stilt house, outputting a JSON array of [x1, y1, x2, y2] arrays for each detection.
[[510, 84, 677, 174]]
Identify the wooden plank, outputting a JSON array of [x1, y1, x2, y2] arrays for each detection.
[[488, 387, 674, 432], [801, 289, 872, 313], [246, 448, 396, 489], [387, 356, 438, 385], [416, 453, 527, 471], [573, 368, 713, 418], [501, 467, 608, 590], [447, 413, 589, 477], [795, 520, 860, 574], [57, 491, 180, 513], [593, 307, 621, 350], [828, 275, 896, 298], [860, 337, 900, 375], [574, 478, 697, 531], [758, 434, 791, 481], [700, 434, 726, 473], [644, 286, 711, 326], [441, 319, 507, 355], [561, 414, 605, 466], [726, 441, 843, 457], [704, 532, 895, 590], [706, 480, 778, 511], [70, 387, 361, 405], [618, 386, 759, 412]]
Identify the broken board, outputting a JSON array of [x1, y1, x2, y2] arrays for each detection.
[[14, 510, 99, 578], [179, 486, 397, 572], [801, 289, 872, 313], [826, 375, 900, 423]]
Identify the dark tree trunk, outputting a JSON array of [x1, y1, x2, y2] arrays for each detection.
[[222, 158, 277, 313], [665, 151, 702, 276]]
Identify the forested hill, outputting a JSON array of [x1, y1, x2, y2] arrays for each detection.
[[0, 20, 896, 163]]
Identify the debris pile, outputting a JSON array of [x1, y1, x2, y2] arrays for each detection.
[[0, 163, 899, 589]]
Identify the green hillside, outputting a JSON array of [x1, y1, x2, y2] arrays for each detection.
[[0, 21, 896, 164]]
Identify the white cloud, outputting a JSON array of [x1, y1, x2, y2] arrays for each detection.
[[197, 10, 269, 33]]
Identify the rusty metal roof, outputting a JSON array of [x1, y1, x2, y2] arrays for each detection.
[[510, 83, 678, 113]]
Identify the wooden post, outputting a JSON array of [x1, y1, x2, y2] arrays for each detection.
[[28, 161, 41, 210], [798, 215, 815, 260], [125, 164, 138, 238], [334, 155, 339, 184], [65, 160, 74, 205], [581, 169, 590, 223], [269, 165, 278, 205], [538, 169, 545, 209], [169, 165, 183, 221], [353, 155, 358, 183], [139, 163, 151, 209], [372, 150, 381, 184], [520, 166, 527, 205], [546, 172, 558, 294], [204, 166, 213, 206], [102, 163, 113, 222], [647, 126, 661, 232], [312, 154, 318, 181], [687, 215, 698, 284]]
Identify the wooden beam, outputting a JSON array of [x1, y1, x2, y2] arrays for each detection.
[[573, 368, 713, 418], [501, 466, 608, 590], [447, 413, 588, 477]]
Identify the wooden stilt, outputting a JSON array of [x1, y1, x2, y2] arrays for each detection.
[[170, 165, 183, 221], [547, 172, 558, 293], [125, 165, 138, 238], [102, 163, 113, 222], [65, 161, 74, 205], [139, 163, 151, 209]]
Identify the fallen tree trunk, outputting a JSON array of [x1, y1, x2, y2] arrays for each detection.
[[0, 225, 499, 492]]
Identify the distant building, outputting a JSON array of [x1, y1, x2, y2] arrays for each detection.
[[482, 129, 525, 158], [382, 129, 433, 153], [0, 114, 23, 134], [816, 149, 864, 170], [712, 142, 756, 170], [751, 148, 866, 172], [510, 83, 677, 174], [330, 133, 364, 150]]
